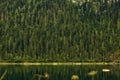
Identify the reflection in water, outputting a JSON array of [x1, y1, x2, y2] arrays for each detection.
[[0, 65, 120, 80]]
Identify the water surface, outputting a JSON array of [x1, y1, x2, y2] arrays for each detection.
[[0, 64, 120, 80]]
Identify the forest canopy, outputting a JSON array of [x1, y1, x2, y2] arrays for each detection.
[[0, 0, 120, 62]]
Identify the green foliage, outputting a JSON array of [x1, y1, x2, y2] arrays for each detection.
[[0, 0, 120, 62]]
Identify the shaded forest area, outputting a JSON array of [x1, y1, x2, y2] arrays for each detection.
[[0, 0, 120, 62]]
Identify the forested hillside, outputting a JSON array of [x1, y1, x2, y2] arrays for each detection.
[[0, 0, 120, 62]]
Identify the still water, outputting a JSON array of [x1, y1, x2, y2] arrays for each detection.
[[0, 64, 120, 80]]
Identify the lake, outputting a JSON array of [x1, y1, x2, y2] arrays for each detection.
[[0, 64, 120, 80]]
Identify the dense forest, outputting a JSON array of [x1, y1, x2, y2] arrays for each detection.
[[0, 0, 120, 62]]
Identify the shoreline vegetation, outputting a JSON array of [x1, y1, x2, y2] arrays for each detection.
[[0, 62, 120, 66]]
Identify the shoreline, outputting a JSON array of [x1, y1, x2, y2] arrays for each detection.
[[0, 62, 119, 66]]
